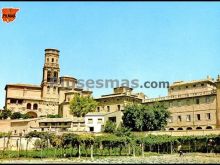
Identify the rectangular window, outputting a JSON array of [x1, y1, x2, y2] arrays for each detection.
[[97, 107, 100, 112], [205, 97, 210, 103], [117, 105, 121, 111], [186, 115, 191, 122], [186, 99, 190, 106], [88, 119, 93, 124], [196, 114, 201, 121], [196, 98, 200, 104], [178, 115, 182, 122], [98, 118, 102, 124], [206, 113, 211, 120], [107, 106, 110, 112]]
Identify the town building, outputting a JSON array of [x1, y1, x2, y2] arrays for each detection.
[[2, 48, 220, 135]]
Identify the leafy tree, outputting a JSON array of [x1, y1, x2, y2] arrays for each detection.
[[0, 109, 12, 119], [114, 123, 132, 137], [122, 102, 170, 131], [104, 120, 117, 133], [10, 112, 32, 119], [69, 94, 98, 117]]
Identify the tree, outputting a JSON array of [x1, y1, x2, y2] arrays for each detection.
[[69, 94, 98, 117], [114, 123, 131, 137], [122, 102, 170, 131], [104, 121, 117, 133], [0, 109, 12, 119], [11, 112, 22, 119]]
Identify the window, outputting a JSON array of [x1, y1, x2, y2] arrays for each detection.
[[97, 107, 100, 112], [206, 113, 211, 120], [10, 99, 17, 104], [201, 83, 204, 87], [27, 103, 31, 110], [117, 105, 121, 111], [193, 84, 196, 87], [186, 115, 191, 122], [196, 114, 201, 121], [47, 58, 49, 62], [196, 98, 200, 104], [18, 100, 23, 104], [53, 72, 58, 83], [178, 116, 182, 122], [205, 97, 210, 103], [107, 106, 110, 112], [186, 99, 190, 106], [186, 86, 188, 88], [47, 71, 51, 82], [98, 118, 102, 124], [88, 119, 93, 124], [52, 58, 54, 62], [33, 104, 38, 110]]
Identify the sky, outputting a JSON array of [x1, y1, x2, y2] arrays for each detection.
[[0, 2, 220, 108]]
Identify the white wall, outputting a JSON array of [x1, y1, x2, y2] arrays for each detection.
[[85, 116, 104, 133]]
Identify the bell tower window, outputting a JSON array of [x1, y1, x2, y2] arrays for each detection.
[[47, 71, 51, 82]]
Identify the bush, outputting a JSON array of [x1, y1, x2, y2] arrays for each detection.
[[104, 121, 117, 133]]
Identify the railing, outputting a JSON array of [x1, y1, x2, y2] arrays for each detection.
[[144, 90, 216, 103]]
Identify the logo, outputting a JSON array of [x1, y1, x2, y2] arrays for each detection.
[[2, 8, 19, 23]]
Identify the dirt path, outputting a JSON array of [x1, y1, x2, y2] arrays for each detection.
[[0, 153, 220, 164]]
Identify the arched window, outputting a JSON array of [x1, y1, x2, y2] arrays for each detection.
[[117, 105, 121, 111], [47, 71, 51, 82], [177, 127, 183, 130], [33, 104, 38, 110], [196, 127, 202, 130], [206, 126, 212, 130], [186, 127, 192, 130], [169, 128, 174, 131], [52, 58, 54, 62], [27, 103, 31, 110], [53, 72, 58, 83]]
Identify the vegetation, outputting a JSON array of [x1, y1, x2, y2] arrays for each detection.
[[69, 94, 98, 117], [122, 102, 170, 131], [0, 110, 32, 120], [47, 114, 62, 118], [0, 109, 12, 119], [103, 121, 117, 133], [0, 131, 219, 159]]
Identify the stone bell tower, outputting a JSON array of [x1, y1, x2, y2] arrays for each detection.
[[41, 48, 60, 100]]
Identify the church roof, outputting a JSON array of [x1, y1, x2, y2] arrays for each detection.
[[5, 83, 41, 90]]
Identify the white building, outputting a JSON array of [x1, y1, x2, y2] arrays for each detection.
[[85, 111, 123, 133]]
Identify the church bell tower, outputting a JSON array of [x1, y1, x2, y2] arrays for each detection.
[[41, 48, 60, 99]]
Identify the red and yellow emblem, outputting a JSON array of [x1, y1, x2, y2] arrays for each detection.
[[2, 8, 19, 23]]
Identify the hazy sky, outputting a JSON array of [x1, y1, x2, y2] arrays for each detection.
[[0, 2, 220, 108]]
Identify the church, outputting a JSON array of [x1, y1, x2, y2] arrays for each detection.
[[4, 48, 92, 118]]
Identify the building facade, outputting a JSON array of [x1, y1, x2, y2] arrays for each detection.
[[3, 48, 220, 134]]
